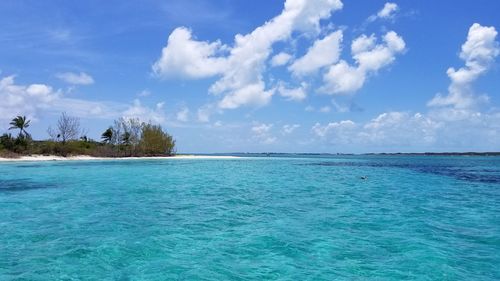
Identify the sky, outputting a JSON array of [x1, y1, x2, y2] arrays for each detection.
[[0, 0, 499, 153]]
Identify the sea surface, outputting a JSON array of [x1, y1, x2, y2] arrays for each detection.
[[1, 155, 499, 280]]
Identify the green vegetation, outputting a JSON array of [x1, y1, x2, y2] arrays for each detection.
[[9, 116, 31, 138], [0, 114, 176, 158], [140, 124, 176, 156]]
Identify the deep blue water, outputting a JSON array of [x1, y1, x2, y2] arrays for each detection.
[[1, 155, 499, 280]]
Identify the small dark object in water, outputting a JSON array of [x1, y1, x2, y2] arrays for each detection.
[[360, 176, 368, 180]]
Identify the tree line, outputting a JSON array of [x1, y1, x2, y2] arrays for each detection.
[[0, 113, 176, 158]]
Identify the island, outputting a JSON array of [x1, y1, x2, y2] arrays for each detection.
[[0, 114, 176, 159]]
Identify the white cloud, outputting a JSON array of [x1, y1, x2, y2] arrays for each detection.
[[278, 82, 307, 101], [322, 61, 364, 94], [56, 72, 94, 85], [368, 2, 399, 22], [122, 99, 166, 124], [428, 23, 499, 109], [271, 52, 293, 67], [304, 104, 341, 113], [312, 109, 500, 151], [0, 75, 115, 124], [0, 75, 169, 130], [0, 76, 59, 122], [289, 30, 343, 76], [252, 123, 273, 135], [321, 31, 405, 94], [176, 107, 189, 122], [282, 124, 300, 134], [287, 0, 344, 33], [251, 122, 276, 144], [218, 82, 274, 109], [361, 112, 440, 145], [153, 0, 344, 109], [312, 112, 440, 147], [377, 2, 398, 19], [354, 32, 406, 71], [351, 34, 376, 55], [311, 23, 500, 152], [312, 120, 356, 139], [152, 27, 227, 79], [50, 98, 113, 118]]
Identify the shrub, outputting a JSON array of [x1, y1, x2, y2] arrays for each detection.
[[139, 124, 175, 156], [32, 141, 61, 155], [0, 133, 15, 151]]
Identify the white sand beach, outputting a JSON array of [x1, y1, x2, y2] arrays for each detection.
[[0, 155, 239, 162]]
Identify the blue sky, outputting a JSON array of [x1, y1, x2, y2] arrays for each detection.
[[1, 0, 499, 153]]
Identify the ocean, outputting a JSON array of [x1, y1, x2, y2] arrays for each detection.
[[1, 155, 499, 280]]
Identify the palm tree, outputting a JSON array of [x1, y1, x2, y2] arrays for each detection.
[[9, 116, 30, 138], [101, 127, 113, 144], [122, 131, 131, 146]]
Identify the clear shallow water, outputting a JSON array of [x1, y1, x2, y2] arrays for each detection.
[[1, 156, 499, 280]]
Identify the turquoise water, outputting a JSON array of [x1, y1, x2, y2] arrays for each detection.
[[1, 156, 499, 280]]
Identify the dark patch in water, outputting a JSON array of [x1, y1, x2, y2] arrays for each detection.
[[306, 161, 500, 184], [12, 159, 194, 169], [15, 164, 43, 168], [0, 179, 60, 192]]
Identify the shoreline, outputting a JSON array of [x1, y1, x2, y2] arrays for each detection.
[[0, 155, 240, 162]]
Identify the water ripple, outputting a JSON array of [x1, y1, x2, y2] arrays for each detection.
[[306, 161, 500, 184], [0, 156, 499, 279]]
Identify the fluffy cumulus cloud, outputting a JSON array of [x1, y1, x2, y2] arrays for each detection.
[[218, 82, 274, 109], [312, 110, 500, 151], [311, 112, 440, 148], [321, 31, 405, 94], [289, 30, 343, 76], [278, 82, 307, 101], [56, 72, 94, 85], [428, 23, 499, 109], [271, 52, 293, 67], [368, 2, 399, 22], [361, 112, 441, 145], [0, 75, 167, 128], [153, 0, 344, 109], [313, 23, 500, 152], [152, 27, 228, 79], [321, 61, 363, 94], [312, 120, 356, 138], [377, 2, 398, 19], [0, 76, 59, 121], [251, 123, 276, 144], [210, 0, 343, 109], [122, 100, 166, 124], [152, 0, 408, 111]]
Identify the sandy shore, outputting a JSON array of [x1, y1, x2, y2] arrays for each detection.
[[0, 155, 239, 162]]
